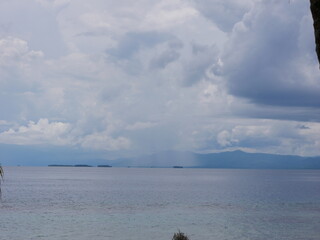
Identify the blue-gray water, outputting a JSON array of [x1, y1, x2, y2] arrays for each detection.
[[1, 167, 320, 240]]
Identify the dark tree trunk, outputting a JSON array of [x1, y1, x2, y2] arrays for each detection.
[[311, 0, 320, 65], [0, 165, 3, 197]]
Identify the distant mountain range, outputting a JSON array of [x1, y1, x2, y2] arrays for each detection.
[[108, 150, 320, 169]]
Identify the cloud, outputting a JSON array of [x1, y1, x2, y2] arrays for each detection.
[[0, 0, 66, 58], [35, 0, 70, 10], [0, 36, 43, 66], [126, 121, 158, 131], [150, 49, 180, 69], [80, 131, 131, 151], [143, 0, 199, 30], [182, 43, 219, 86], [193, 0, 252, 32], [212, 119, 320, 156], [221, 0, 320, 108], [0, 119, 72, 146], [148, 39, 183, 69], [0, 117, 132, 151], [107, 31, 172, 59], [0, 37, 45, 121], [0, 0, 319, 161]]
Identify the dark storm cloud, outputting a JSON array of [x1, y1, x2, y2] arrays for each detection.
[[222, 1, 320, 108], [235, 104, 320, 123]]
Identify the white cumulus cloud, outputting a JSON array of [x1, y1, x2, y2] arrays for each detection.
[[0, 119, 72, 146]]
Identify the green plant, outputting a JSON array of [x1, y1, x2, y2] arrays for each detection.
[[172, 230, 189, 240]]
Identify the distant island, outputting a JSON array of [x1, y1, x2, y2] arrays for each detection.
[[48, 164, 112, 167], [46, 150, 320, 169], [49, 164, 94, 167], [48, 164, 73, 167]]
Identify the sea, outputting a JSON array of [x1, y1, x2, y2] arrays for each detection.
[[0, 167, 320, 240]]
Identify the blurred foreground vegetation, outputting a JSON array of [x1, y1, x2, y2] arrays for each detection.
[[172, 230, 189, 240]]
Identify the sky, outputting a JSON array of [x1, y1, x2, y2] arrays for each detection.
[[0, 0, 320, 165]]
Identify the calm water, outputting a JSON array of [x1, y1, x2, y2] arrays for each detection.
[[1, 167, 320, 240]]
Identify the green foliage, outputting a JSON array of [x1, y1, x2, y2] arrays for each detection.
[[172, 230, 189, 240]]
